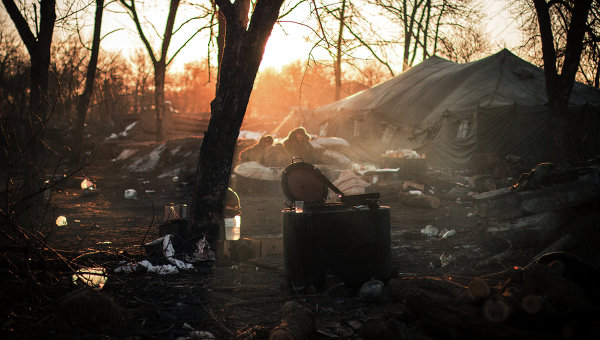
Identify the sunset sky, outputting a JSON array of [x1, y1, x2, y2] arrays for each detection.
[[95, 0, 523, 73]]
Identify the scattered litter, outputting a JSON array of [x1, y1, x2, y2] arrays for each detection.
[[172, 176, 180, 183], [176, 330, 216, 340], [441, 229, 457, 238], [80, 179, 95, 190], [359, 279, 385, 302], [185, 236, 215, 262], [72, 267, 107, 290], [115, 235, 215, 275], [139, 260, 179, 275], [467, 212, 474, 217], [420, 225, 438, 237], [74, 219, 80, 223], [440, 253, 456, 267], [124, 189, 137, 199], [113, 261, 138, 274], [114, 260, 178, 275], [56, 216, 68, 226], [127, 143, 167, 172], [111, 149, 137, 162], [409, 190, 423, 196], [161, 234, 194, 270], [165, 204, 190, 222], [350, 163, 378, 172]]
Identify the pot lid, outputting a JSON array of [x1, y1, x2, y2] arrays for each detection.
[[281, 161, 329, 204]]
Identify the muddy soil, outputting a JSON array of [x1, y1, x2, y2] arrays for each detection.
[[4, 157, 539, 339]]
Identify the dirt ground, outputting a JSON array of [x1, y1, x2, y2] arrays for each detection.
[[2, 141, 567, 339]]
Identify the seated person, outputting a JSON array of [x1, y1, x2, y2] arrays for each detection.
[[283, 127, 317, 163], [238, 135, 274, 164], [263, 143, 291, 167]]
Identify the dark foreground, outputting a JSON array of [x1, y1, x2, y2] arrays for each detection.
[[2, 155, 599, 339]]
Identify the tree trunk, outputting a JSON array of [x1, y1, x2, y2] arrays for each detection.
[[534, 0, 593, 161], [213, 0, 226, 93], [73, 0, 104, 164], [2, 0, 55, 195], [190, 0, 284, 242], [154, 64, 166, 141], [119, 0, 179, 143]]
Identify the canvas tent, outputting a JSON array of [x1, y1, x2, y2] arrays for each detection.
[[300, 49, 600, 168]]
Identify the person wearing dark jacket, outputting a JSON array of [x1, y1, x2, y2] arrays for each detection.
[[238, 135, 274, 163], [283, 127, 316, 163]]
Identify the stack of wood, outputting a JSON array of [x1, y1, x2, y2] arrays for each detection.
[[473, 165, 600, 268], [387, 254, 600, 339]]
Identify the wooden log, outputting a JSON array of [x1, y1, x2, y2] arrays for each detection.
[[483, 296, 512, 323], [468, 278, 491, 302], [398, 192, 441, 209], [269, 301, 316, 340], [521, 295, 546, 314], [522, 263, 592, 313], [473, 178, 598, 219], [403, 286, 542, 339]]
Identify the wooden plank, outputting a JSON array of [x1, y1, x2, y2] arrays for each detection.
[[474, 179, 598, 219]]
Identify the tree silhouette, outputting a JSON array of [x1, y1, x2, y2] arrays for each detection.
[[190, 0, 284, 241]]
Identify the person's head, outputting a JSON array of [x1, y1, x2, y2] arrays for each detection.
[[259, 135, 274, 147], [289, 127, 309, 142]]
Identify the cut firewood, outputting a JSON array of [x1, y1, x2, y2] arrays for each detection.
[[483, 296, 512, 323], [398, 192, 441, 209], [521, 295, 546, 314], [522, 263, 592, 313], [269, 301, 316, 340], [468, 278, 491, 301]]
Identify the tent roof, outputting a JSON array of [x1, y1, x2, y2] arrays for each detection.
[[312, 49, 600, 130]]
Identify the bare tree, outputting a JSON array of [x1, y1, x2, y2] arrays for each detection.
[[1, 0, 56, 122], [119, 0, 182, 141], [190, 0, 284, 242], [129, 48, 152, 115], [119, 0, 212, 141], [374, 0, 485, 69], [72, 0, 104, 163], [310, 0, 395, 101], [513, 1, 600, 88], [436, 22, 490, 63], [532, 0, 593, 159], [1, 0, 57, 197], [0, 19, 28, 120]]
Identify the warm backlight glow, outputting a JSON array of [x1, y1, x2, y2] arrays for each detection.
[[81, 178, 94, 190], [56, 216, 67, 226]]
